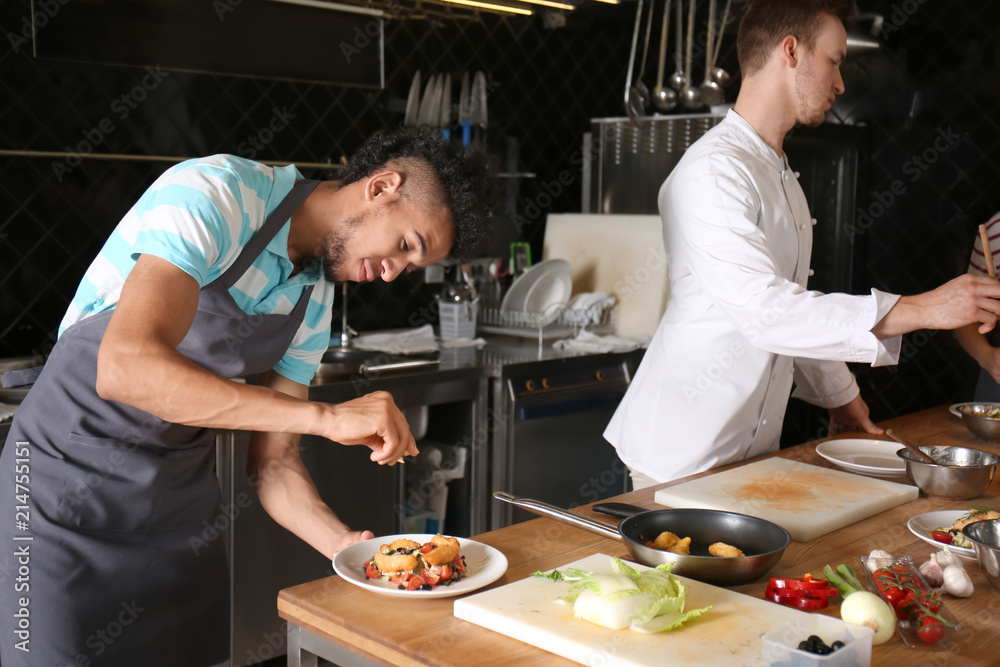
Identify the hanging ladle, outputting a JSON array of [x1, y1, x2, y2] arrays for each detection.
[[698, 0, 725, 106], [652, 0, 678, 112], [633, 0, 656, 113], [667, 0, 686, 91], [679, 0, 703, 109], [709, 0, 734, 87], [624, 0, 647, 124]]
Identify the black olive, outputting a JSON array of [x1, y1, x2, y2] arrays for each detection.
[[807, 635, 823, 645], [815, 643, 832, 655], [798, 641, 811, 651], [831, 640, 845, 651], [421, 584, 432, 590]]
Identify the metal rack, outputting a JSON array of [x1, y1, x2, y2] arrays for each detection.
[[477, 303, 617, 343]]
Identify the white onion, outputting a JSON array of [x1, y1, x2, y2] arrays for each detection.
[[840, 591, 896, 645]]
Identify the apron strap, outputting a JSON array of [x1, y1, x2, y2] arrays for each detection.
[[2, 365, 43, 389], [219, 179, 321, 289]]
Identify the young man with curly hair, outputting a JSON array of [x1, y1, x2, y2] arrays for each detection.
[[605, 0, 1000, 489], [0, 127, 497, 666]]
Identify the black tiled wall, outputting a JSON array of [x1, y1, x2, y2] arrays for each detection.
[[2, 0, 1000, 437]]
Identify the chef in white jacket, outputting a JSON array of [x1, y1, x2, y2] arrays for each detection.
[[605, 0, 1000, 487]]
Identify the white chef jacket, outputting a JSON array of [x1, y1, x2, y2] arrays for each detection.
[[604, 110, 903, 484]]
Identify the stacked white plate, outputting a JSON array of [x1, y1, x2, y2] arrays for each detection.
[[499, 259, 573, 327]]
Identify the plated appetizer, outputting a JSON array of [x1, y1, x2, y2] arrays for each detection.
[[363, 534, 467, 591]]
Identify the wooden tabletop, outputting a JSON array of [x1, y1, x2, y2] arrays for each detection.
[[278, 404, 1000, 666]]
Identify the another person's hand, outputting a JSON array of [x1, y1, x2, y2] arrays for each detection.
[[876, 274, 1000, 338], [827, 394, 882, 436], [319, 391, 418, 465]]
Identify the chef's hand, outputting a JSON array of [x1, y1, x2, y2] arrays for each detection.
[[827, 394, 882, 436], [319, 391, 419, 465]]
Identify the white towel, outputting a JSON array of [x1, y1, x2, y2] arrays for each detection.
[[347, 324, 439, 355], [439, 337, 487, 349], [553, 330, 644, 354]]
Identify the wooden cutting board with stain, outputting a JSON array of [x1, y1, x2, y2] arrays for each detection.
[[454, 553, 853, 667], [653, 457, 919, 542]]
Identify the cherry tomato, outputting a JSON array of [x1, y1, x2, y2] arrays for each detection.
[[452, 555, 467, 574], [364, 560, 380, 580], [420, 543, 435, 554], [406, 575, 427, 591], [439, 565, 453, 582], [883, 586, 905, 607], [422, 570, 441, 586], [917, 616, 945, 644], [931, 530, 953, 545]]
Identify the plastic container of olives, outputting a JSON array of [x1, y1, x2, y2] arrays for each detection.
[[762, 614, 873, 666]]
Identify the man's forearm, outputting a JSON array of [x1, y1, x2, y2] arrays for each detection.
[[249, 430, 355, 561]]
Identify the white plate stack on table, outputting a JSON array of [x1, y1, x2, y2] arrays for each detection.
[[815, 438, 908, 478]]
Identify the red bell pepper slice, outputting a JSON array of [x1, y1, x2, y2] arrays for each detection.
[[765, 584, 830, 609]]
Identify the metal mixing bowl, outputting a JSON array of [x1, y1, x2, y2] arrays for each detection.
[[896, 445, 1000, 499], [963, 519, 1000, 592], [956, 403, 1000, 442]]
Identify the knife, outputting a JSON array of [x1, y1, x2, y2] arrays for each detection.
[[458, 72, 471, 147], [404, 70, 421, 127], [438, 72, 451, 141], [416, 74, 438, 127]]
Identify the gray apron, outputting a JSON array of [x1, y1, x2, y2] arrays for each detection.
[[0, 179, 320, 666]]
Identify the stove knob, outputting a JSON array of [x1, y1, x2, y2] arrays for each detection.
[[595, 370, 605, 381], [526, 380, 536, 391], [542, 378, 550, 389]]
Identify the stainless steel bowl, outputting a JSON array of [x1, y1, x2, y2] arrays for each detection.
[[956, 403, 1000, 442], [963, 519, 1000, 591], [896, 445, 1000, 499]]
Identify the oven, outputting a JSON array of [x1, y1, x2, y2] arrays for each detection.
[[489, 351, 643, 529]]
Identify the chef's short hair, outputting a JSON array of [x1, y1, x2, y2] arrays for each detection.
[[338, 127, 499, 261], [737, 0, 859, 77]]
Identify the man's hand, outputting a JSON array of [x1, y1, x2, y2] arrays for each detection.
[[318, 391, 418, 465], [827, 394, 882, 436], [874, 274, 1000, 339]]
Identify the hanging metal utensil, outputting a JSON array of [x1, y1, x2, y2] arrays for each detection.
[[634, 0, 656, 112], [698, 0, 725, 106], [668, 0, 685, 91], [624, 0, 646, 124], [710, 0, 734, 87], [652, 0, 678, 112], [679, 0, 703, 109]]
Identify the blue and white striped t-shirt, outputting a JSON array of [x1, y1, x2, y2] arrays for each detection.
[[59, 154, 336, 386]]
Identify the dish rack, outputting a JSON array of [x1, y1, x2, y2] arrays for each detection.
[[477, 302, 617, 340]]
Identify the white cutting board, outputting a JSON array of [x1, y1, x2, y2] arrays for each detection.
[[455, 553, 839, 667], [654, 457, 919, 542], [542, 214, 669, 340]]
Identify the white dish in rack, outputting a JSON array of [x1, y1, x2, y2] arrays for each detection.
[[500, 259, 572, 327]]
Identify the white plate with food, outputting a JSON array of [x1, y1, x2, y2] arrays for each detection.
[[500, 259, 572, 327], [905, 509, 1000, 560], [333, 533, 508, 598], [815, 438, 908, 477]]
